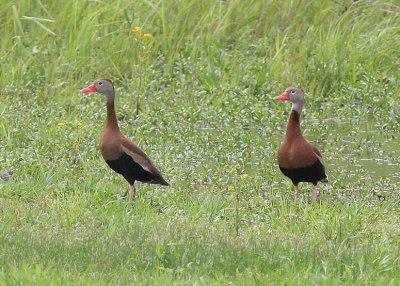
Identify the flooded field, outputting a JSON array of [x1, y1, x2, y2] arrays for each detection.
[[0, 0, 399, 284]]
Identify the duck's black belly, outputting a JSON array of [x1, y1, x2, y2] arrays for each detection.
[[105, 153, 154, 185], [279, 160, 327, 185]]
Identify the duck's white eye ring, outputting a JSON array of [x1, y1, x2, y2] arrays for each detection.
[[290, 90, 296, 94]]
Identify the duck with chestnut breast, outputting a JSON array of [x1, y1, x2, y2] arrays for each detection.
[[274, 87, 327, 200], [81, 79, 169, 198]]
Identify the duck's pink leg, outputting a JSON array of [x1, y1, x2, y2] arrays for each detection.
[[129, 185, 137, 199], [294, 185, 300, 200], [312, 185, 318, 201]]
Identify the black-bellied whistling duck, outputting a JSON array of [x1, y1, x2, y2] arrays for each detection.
[[80, 78, 169, 198], [274, 87, 327, 200]]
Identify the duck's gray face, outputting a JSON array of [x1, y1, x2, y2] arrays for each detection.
[[80, 78, 114, 95], [274, 87, 304, 103]]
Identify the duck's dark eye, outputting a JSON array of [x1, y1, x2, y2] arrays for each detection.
[[291, 90, 296, 94], [98, 81, 103, 85]]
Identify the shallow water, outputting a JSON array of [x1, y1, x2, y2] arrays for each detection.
[[192, 113, 399, 201], [189, 114, 399, 191], [322, 118, 399, 183]]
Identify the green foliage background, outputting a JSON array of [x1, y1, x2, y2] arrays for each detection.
[[0, 0, 399, 285]]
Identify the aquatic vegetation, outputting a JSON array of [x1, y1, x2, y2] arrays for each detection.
[[0, 0, 399, 284]]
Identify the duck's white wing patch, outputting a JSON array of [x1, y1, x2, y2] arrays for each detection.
[[121, 145, 153, 174], [313, 151, 324, 164]]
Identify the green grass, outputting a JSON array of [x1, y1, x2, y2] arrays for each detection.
[[0, 0, 399, 284]]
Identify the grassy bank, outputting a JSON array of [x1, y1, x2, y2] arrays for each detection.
[[0, 0, 399, 284]]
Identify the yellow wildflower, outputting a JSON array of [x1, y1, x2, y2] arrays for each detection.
[[132, 26, 141, 33], [77, 122, 84, 129], [143, 33, 153, 39], [58, 122, 65, 128], [230, 165, 238, 172], [240, 174, 249, 180]]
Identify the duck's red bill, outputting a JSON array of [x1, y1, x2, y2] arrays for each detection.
[[80, 84, 96, 93], [273, 91, 289, 100]]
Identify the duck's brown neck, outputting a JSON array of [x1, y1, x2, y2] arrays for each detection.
[[285, 110, 302, 140], [105, 97, 119, 130]]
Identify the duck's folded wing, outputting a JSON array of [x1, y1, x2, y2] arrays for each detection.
[[120, 137, 160, 175], [312, 145, 324, 164]]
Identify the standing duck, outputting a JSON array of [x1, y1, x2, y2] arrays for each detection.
[[274, 87, 327, 200], [81, 78, 169, 198]]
